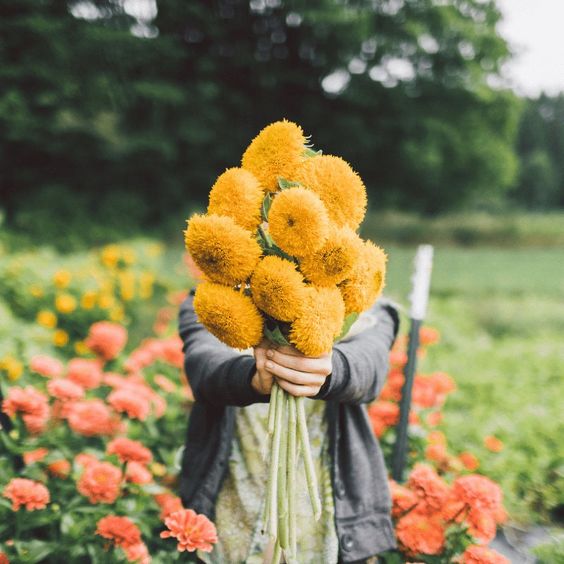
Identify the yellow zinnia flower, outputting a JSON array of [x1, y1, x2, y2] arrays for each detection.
[[241, 120, 307, 191], [55, 293, 77, 314], [299, 225, 363, 287], [208, 168, 264, 232], [0, 356, 24, 381], [37, 310, 57, 328], [294, 155, 367, 230], [100, 244, 120, 268], [250, 256, 307, 322], [289, 286, 345, 356], [193, 282, 263, 349], [98, 292, 116, 309], [139, 272, 155, 299], [184, 214, 262, 286], [267, 187, 329, 258], [74, 340, 90, 355], [81, 290, 97, 310], [53, 329, 69, 347], [118, 271, 136, 301], [339, 241, 387, 314], [29, 285, 44, 298], [53, 270, 72, 289]]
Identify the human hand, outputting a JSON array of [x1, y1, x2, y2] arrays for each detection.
[[263, 344, 332, 397], [251, 339, 275, 395]]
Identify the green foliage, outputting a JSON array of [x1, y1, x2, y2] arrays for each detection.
[[511, 94, 564, 209], [0, 0, 523, 247], [362, 210, 564, 247]]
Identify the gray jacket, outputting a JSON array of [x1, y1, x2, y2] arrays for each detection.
[[178, 290, 400, 562]]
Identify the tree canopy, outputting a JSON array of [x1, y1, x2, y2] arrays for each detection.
[[0, 0, 534, 244]]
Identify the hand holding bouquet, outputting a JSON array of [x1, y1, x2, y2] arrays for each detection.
[[184, 120, 387, 561]]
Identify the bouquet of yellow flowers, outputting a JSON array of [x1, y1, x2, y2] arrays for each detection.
[[184, 120, 387, 560]]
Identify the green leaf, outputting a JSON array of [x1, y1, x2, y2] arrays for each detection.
[[335, 312, 359, 342], [303, 147, 322, 157], [277, 177, 302, 190], [261, 193, 273, 221], [264, 323, 291, 347], [15, 540, 55, 562]]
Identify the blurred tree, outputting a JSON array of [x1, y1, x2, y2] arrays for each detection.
[[511, 94, 564, 209], [0, 0, 524, 247]]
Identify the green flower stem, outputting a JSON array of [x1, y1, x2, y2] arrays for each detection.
[[267, 384, 284, 537], [267, 381, 278, 436], [272, 540, 282, 564], [287, 395, 298, 558], [277, 390, 289, 550], [296, 396, 322, 520]]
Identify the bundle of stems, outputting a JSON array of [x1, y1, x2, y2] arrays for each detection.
[[262, 382, 321, 563]]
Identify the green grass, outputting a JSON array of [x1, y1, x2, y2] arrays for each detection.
[[383, 246, 564, 524], [362, 210, 564, 247]]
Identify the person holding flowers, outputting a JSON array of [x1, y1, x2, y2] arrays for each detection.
[[179, 120, 400, 563]]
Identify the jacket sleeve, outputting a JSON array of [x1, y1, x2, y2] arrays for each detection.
[[178, 290, 268, 407], [314, 297, 401, 405]]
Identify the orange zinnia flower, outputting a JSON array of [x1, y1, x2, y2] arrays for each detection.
[[407, 464, 450, 515], [66, 358, 103, 389], [3, 478, 50, 511], [459, 452, 480, 472], [419, 326, 440, 345], [462, 545, 509, 564], [96, 515, 142, 548], [123, 542, 150, 564], [125, 461, 152, 485], [23, 448, 49, 465], [75, 452, 98, 468], [47, 459, 71, 479], [154, 493, 183, 520], [86, 321, 128, 361], [160, 509, 218, 553], [47, 378, 85, 401], [389, 480, 418, 518], [107, 437, 152, 465], [484, 435, 504, 452], [77, 461, 122, 504], [30, 355, 64, 378], [396, 511, 445, 556], [67, 399, 121, 436], [2, 386, 50, 434], [107, 389, 150, 421]]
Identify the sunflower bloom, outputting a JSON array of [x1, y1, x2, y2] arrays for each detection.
[[241, 119, 306, 191], [208, 168, 264, 231], [250, 256, 307, 321], [193, 282, 263, 349], [268, 187, 329, 257], [339, 241, 387, 314], [289, 286, 345, 356], [184, 214, 262, 286], [299, 225, 363, 286], [294, 155, 367, 229]]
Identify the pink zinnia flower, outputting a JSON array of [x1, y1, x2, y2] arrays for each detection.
[[30, 355, 64, 378], [2, 386, 50, 434], [47, 378, 85, 401], [67, 399, 121, 436], [107, 389, 150, 421], [86, 321, 128, 361], [67, 358, 103, 389]]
